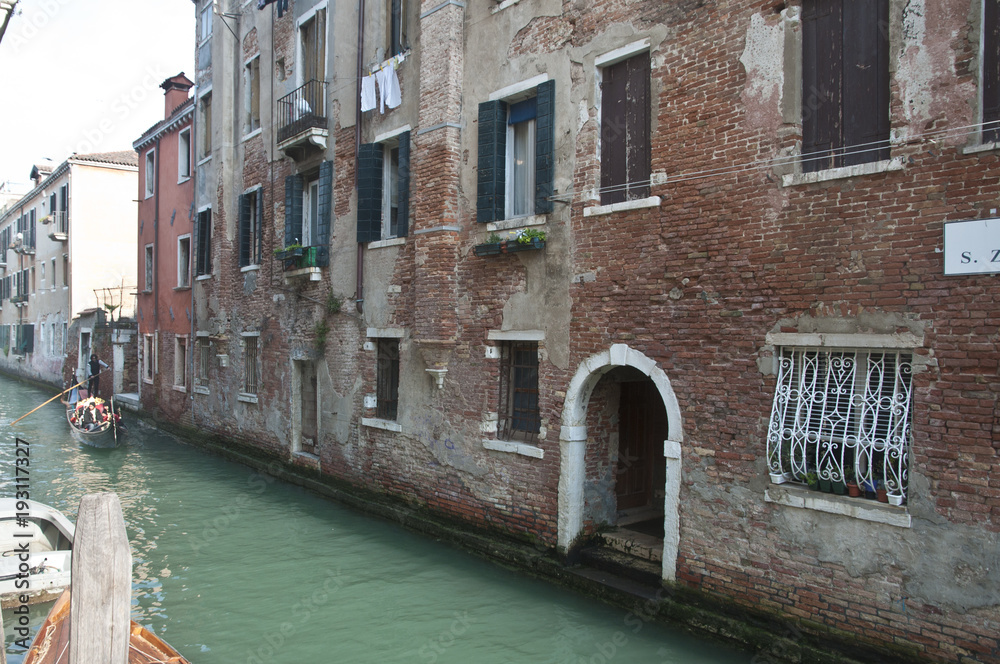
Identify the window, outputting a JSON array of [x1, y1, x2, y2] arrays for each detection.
[[145, 244, 154, 291], [239, 189, 263, 267], [62, 254, 68, 286], [498, 342, 540, 442], [40, 261, 45, 288], [199, 3, 212, 43], [242, 335, 259, 396], [357, 132, 410, 241], [599, 51, 650, 205], [51, 258, 55, 289], [386, 0, 406, 57], [284, 161, 332, 265], [477, 80, 555, 222], [195, 208, 212, 276], [983, 0, 1000, 142], [300, 7, 326, 86], [144, 149, 155, 198], [766, 347, 913, 503], [376, 339, 399, 421], [801, 0, 889, 172], [245, 57, 261, 135], [195, 336, 211, 388], [143, 334, 154, 383], [177, 235, 191, 287], [174, 336, 188, 389], [178, 128, 192, 181], [199, 94, 213, 159]]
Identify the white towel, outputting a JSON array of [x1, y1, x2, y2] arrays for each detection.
[[361, 74, 377, 113], [376, 65, 401, 113]]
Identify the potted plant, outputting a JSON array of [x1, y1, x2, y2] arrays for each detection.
[[876, 480, 889, 503], [505, 228, 547, 252], [805, 472, 820, 491], [274, 242, 304, 261], [845, 468, 862, 497], [473, 233, 504, 257]]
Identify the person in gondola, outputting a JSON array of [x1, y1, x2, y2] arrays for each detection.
[[83, 403, 100, 431], [88, 354, 109, 398], [60, 370, 81, 408]]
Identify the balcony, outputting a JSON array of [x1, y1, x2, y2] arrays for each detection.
[[277, 80, 328, 160], [11, 293, 28, 305], [278, 246, 324, 283], [48, 211, 68, 241]]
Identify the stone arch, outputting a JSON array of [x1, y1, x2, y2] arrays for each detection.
[[557, 344, 683, 581]]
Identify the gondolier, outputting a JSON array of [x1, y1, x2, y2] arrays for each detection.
[[88, 353, 108, 398]]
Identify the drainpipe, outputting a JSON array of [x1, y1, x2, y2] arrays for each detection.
[[153, 136, 161, 330], [354, 0, 366, 314], [189, 96, 197, 403]]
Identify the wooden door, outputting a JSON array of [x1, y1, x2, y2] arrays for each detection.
[[616, 381, 667, 511], [300, 361, 318, 455]]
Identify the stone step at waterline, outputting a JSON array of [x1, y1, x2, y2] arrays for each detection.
[[598, 528, 664, 564]]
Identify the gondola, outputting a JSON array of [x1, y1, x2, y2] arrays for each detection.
[[65, 396, 124, 448], [22, 588, 191, 664]]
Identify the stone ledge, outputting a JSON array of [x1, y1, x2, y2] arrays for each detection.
[[765, 486, 911, 528]]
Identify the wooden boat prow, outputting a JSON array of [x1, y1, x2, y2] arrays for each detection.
[[23, 589, 190, 664]]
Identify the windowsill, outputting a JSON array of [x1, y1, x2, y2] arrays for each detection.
[[781, 157, 905, 187], [172, 385, 187, 393], [144, 192, 154, 200], [237, 393, 258, 404], [583, 196, 661, 218], [173, 285, 191, 292], [178, 176, 191, 185], [368, 237, 405, 249], [242, 128, 263, 142], [143, 378, 154, 385], [241, 265, 260, 273], [361, 417, 402, 432], [197, 155, 212, 166], [962, 140, 1000, 155], [193, 385, 210, 395], [486, 215, 546, 232], [482, 439, 544, 459], [765, 484, 910, 528], [195, 274, 213, 281]]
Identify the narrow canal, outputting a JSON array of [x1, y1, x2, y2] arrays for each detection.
[[0, 375, 752, 663]]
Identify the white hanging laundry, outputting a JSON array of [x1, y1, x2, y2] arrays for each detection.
[[376, 65, 402, 113], [360, 74, 377, 113]]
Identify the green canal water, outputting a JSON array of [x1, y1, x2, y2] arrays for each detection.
[[0, 375, 752, 663]]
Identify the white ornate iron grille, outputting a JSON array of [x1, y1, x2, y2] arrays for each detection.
[[767, 348, 913, 502]]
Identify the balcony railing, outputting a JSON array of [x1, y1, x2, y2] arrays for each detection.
[[277, 79, 328, 147]]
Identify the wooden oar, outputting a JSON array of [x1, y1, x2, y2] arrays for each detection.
[[9, 368, 109, 426]]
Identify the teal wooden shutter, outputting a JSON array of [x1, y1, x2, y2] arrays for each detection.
[[397, 131, 410, 237], [255, 189, 265, 265], [357, 143, 383, 243], [284, 174, 303, 248], [534, 80, 555, 215], [238, 193, 251, 266], [316, 160, 333, 267], [477, 100, 506, 222]]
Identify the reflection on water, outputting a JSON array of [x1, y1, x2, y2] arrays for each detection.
[[0, 376, 752, 663]]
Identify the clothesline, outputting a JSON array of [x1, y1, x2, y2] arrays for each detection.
[[361, 52, 406, 114]]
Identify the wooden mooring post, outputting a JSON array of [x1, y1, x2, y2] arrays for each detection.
[[69, 493, 131, 664]]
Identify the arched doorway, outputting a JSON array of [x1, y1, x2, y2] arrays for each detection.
[[558, 344, 683, 581]]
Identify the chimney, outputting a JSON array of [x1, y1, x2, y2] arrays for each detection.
[[160, 73, 194, 118]]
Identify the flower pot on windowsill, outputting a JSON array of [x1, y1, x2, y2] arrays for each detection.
[[769, 472, 790, 485], [876, 483, 889, 503], [274, 246, 305, 261], [504, 238, 546, 253], [888, 494, 905, 506], [819, 478, 833, 493], [846, 481, 862, 497], [473, 242, 504, 257]]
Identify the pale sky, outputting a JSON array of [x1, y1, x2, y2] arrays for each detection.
[[0, 0, 195, 185]]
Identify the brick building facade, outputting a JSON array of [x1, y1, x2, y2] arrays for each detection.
[[133, 74, 196, 423], [179, 0, 1000, 661]]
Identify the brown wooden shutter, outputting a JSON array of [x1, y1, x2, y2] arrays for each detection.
[[802, 0, 843, 172], [625, 51, 651, 201], [601, 58, 629, 205], [843, 0, 889, 166], [985, 0, 1000, 142]]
